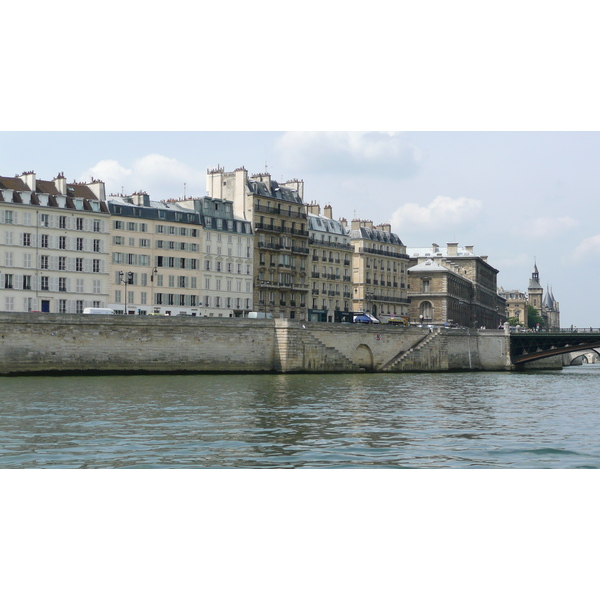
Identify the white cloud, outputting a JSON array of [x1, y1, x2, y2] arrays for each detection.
[[276, 131, 422, 177], [522, 216, 579, 238], [80, 154, 204, 199], [390, 195, 483, 231], [572, 234, 600, 261]]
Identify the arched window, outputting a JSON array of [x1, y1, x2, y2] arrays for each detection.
[[419, 301, 433, 321]]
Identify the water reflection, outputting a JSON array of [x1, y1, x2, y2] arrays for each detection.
[[1, 366, 599, 468]]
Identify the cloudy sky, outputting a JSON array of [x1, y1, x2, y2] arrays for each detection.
[[1, 130, 598, 327], [3, 2, 599, 331]]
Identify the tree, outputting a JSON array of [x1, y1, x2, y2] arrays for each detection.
[[527, 305, 544, 328], [507, 316, 521, 327]]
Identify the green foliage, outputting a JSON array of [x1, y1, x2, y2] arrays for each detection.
[[507, 316, 521, 327], [527, 305, 544, 328]]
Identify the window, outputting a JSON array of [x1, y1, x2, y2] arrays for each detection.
[[23, 275, 32, 290], [23, 233, 31, 247], [93, 239, 101, 252], [4, 210, 13, 224], [93, 280, 101, 294], [4, 274, 13, 289], [41, 276, 49, 291], [41, 234, 49, 248], [58, 257, 66, 271], [40, 256, 49, 270], [76, 258, 83, 272], [59, 278, 67, 292], [76, 300, 84, 314], [59, 299, 67, 313], [93, 259, 100, 273], [76, 217, 84, 231], [59, 236, 67, 249], [93, 219, 101, 232], [40, 214, 49, 227], [77, 238, 84, 251]]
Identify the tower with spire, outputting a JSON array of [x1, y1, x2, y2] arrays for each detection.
[[526, 261, 560, 329]]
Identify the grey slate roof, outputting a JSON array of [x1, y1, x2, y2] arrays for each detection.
[[350, 226, 404, 246], [247, 179, 302, 203]]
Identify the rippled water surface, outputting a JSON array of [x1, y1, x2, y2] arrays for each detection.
[[1, 365, 599, 468]]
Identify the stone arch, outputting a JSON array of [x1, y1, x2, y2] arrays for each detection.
[[353, 344, 374, 371]]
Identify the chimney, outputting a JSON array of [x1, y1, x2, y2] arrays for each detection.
[[19, 170, 37, 192], [324, 204, 333, 219], [465, 245, 474, 254], [339, 218, 348, 229], [131, 192, 150, 206], [52, 172, 66, 195], [447, 242, 458, 256], [376, 223, 391, 233], [481, 256, 488, 263], [351, 218, 362, 231], [432, 243, 439, 253], [360, 220, 374, 230], [87, 180, 106, 202], [308, 202, 320, 216]]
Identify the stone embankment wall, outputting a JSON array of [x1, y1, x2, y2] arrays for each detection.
[[0, 314, 514, 375]]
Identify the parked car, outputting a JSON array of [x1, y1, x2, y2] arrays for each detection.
[[353, 313, 380, 324]]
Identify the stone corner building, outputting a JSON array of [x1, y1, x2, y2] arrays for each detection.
[[407, 242, 506, 328], [207, 167, 309, 320]]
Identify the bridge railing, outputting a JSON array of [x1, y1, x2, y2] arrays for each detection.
[[511, 327, 600, 334]]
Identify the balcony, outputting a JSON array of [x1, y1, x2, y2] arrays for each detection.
[[358, 247, 409, 259]]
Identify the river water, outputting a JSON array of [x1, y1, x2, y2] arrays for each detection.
[[2, 364, 599, 469]]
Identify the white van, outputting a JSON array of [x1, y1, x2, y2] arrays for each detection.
[[248, 312, 274, 319], [83, 307, 115, 315]]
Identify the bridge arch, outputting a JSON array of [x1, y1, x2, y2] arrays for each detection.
[[510, 332, 600, 366], [353, 344, 374, 371]]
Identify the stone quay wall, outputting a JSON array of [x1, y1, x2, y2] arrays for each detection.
[[0, 314, 514, 375]]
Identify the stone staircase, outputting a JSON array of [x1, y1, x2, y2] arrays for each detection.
[[380, 329, 442, 371]]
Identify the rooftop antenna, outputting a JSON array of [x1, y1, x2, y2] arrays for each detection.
[[184, 182, 186, 199]]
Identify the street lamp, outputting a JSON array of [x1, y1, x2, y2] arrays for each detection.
[[118, 270, 134, 315]]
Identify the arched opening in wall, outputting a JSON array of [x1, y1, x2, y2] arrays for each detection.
[[419, 301, 433, 322], [353, 344, 374, 371]]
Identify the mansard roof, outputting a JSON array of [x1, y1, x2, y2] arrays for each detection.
[[0, 176, 29, 192], [247, 179, 303, 203], [308, 214, 348, 237], [350, 227, 404, 246]]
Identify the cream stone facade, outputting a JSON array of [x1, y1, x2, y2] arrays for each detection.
[[107, 193, 253, 316], [343, 218, 410, 321], [498, 288, 528, 326], [307, 204, 354, 322], [172, 196, 254, 316], [0, 171, 110, 313], [207, 168, 309, 319]]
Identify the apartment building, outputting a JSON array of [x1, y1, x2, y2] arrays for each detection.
[[344, 218, 410, 321], [207, 167, 309, 319], [407, 243, 506, 328], [172, 196, 254, 316], [107, 193, 206, 315], [307, 204, 354, 322], [0, 171, 110, 313]]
